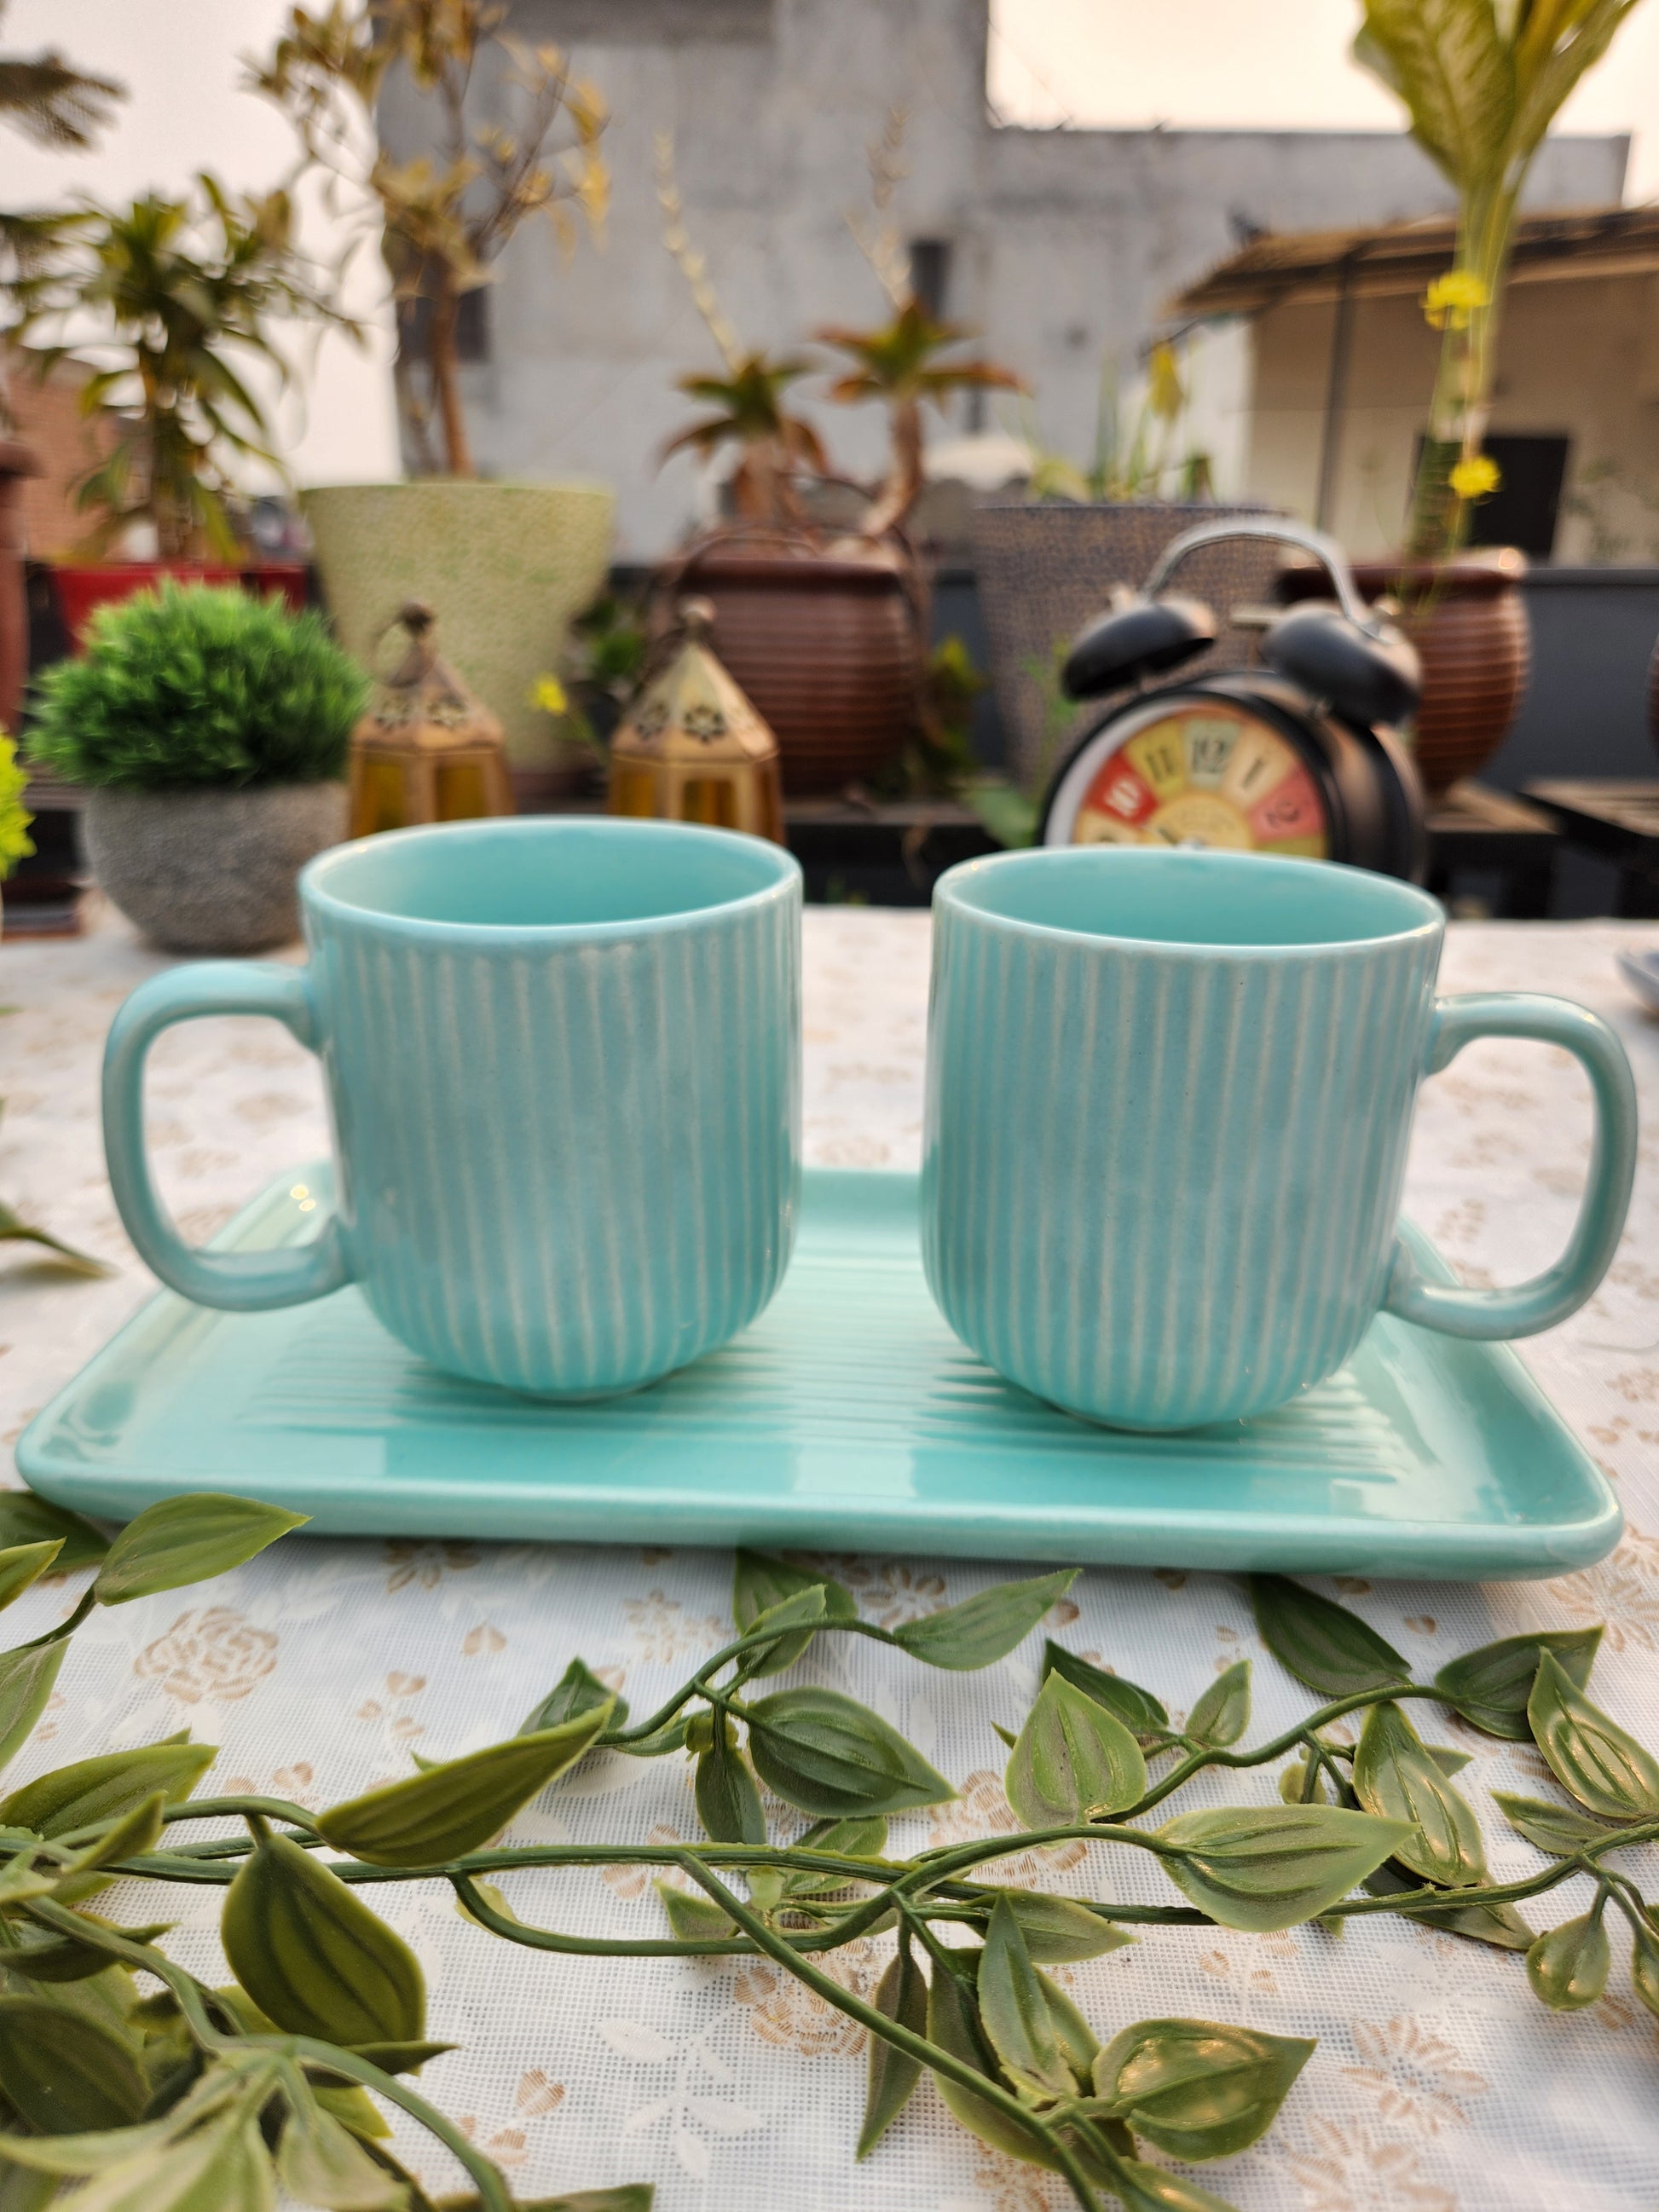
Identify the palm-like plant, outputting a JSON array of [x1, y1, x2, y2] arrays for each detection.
[[661, 355, 827, 523], [4, 179, 355, 558], [0, 0, 123, 151], [1355, 0, 1648, 557], [818, 297, 1024, 538]]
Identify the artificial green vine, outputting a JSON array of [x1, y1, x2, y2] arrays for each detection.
[[0, 1498, 1650, 2212]]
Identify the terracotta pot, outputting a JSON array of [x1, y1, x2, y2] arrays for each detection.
[[673, 541, 922, 795], [50, 561, 310, 648], [1349, 552, 1530, 796], [0, 442, 41, 731]]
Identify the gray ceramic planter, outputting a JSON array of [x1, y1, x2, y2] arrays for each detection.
[[84, 783, 347, 954]]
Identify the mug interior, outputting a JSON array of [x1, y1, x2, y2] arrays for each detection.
[[938, 847, 1441, 950], [304, 817, 796, 931]]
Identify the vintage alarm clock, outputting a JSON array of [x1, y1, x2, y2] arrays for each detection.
[[1038, 518, 1427, 879]]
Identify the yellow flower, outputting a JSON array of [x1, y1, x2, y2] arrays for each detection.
[[1424, 269, 1490, 330], [1449, 453, 1501, 501], [529, 674, 569, 715], [0, 735, 34, 878]]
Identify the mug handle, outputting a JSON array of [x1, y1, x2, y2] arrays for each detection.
[[103, 963, 354, 1310], [1383, 992, 1637, 1340]]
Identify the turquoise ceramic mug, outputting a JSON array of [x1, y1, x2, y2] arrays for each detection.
[[103, 817, 802, 1397], [922, 847, 1637, 1431]]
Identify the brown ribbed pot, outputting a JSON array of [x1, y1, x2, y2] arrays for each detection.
[[673, 543, 922, 795], [1350, 551, 1530, 796]]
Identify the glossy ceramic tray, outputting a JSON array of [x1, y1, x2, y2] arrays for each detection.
[[18, 1166, 1621, 1580]]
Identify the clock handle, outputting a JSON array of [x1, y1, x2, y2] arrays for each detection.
[[1383, 993, 1637, 1340]]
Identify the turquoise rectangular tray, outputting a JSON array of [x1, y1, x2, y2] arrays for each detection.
[[18, 1165, 1621, 1580]]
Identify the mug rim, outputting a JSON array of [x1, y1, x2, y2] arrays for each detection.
[[933, 846, 1444, 958], [301, 816, 801, 943]]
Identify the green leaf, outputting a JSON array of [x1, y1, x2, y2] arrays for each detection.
[[731, 1551, 856, 1675], [1362, 1858, 1538, 1951], [743, 1687, 954, 1819], [519, 1657, 627, 1738], [0, 1740, 216, 1838], [275, 2072, 407, 2209], [1186, 1662, 1251, 1750], [1005, 1673, 1146, 1830], [1041, 1643, 1169, 1741], [1526, 1908, 1610, 2010], [652, 1881, 735, 1943], [984, 1890, 1136, 1964], [3, 1908, 172, 1982], [1035, 1967, 1099, 2084], [892, 1571, 1078, 1672], [344, 2040, 454, 2079], [1351, 1701, 1486, 1886], [66, 1792, 168, 1874], [434, 2193, 655, 2212], [783, 1814, 888, 1896], [92, 1493, 307, 1606], [615, 1715, 689, 1759], [694, 1724, 766, 1845], [1249, 1576, 1409, 1698], [1632, 1920, 1659, 2019], [735, 1586, 830, 1680], [856, 1942, 927, 2157], [0, 1638, 69, 1776], [0, 1994, 147, 2131], [0, 1494, 106, 1574], [222, 1833, 425, 2045], [0, 1545, 62, 1615], [1492, 1792, 1621, 1856], [1528, 1652, 1659, 1820], [1092, 2016, 1315, 2162], [979, 1896, 1073, 2099], [925, 1956, 1058, 2169], [1433, 1627, 1601, 1740], [1158, 1805, 1413, 1932], [1110, 2161, 1244, 2212], [317, 1701, 612, 1866]]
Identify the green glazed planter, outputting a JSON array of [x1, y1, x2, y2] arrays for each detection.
[[301, 481, 614, 774]]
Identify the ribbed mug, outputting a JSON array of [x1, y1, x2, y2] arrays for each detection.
[[923, 847, 1636, 1431], [104, 817, 801, 1398]]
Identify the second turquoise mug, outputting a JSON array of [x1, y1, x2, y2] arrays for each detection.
[[104, 817, 802, 1397], [923, 847, 1637, 1431]]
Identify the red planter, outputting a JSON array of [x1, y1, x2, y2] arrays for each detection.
[[51, 562, 309, 650]]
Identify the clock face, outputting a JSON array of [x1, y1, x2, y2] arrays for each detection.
[[1049, 698, 1332, 858]]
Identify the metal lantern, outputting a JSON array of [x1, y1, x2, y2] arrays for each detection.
[[348, 600, 514, 838], [609, 598, 783, 842]]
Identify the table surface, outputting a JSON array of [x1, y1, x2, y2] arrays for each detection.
[[3, 903, 1659, 2212]]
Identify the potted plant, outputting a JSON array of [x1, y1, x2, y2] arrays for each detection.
[[0, 5, 124, 719], [25, 580, 366, 952], [656, 131, 1022, 794], [968, 338, 1280, 794], [251, 0, 616, 796], [1347, 0, 1648, 792], [2, 176, 350, 642]]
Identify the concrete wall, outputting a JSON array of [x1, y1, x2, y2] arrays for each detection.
[[1244, 266, 1659, 561], [379, 0, 1630, 555]]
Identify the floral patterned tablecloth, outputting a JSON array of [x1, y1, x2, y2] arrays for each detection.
[[1, 902, 1657, 2212]]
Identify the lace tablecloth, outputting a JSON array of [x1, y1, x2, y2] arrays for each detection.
[[1, 904, 1656, 2212]]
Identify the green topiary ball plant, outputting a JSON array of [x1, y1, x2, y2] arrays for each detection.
[[28, 580, 368, 788]]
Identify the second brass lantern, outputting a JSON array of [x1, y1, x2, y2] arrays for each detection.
[[609, 598, 783, 842]]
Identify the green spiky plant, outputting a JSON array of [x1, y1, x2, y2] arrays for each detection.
[[3, 178, 355, 559], [26, 580, 367, 790], [1354, 0, 1650, 557]]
